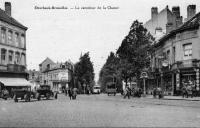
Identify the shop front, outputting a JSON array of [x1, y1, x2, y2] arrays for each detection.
[[172, 60, 200, 96]]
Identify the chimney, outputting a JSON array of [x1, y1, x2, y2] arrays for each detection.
[[187, 5, 196, 20], [172, 6, 180, 18], [151, 7, 158, 19], [5, 2, 11, 16]]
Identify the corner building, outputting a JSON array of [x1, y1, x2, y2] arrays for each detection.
[[0, 2, 30, 95], [150, 12, 200, 96]]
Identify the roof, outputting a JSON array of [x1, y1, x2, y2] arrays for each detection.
[[0, 8, 27, 30], [156, 12, 200, 47], [39, 57, 55, 65]]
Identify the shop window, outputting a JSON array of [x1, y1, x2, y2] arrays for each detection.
[[1, 28, 6, 44], [8, 51, 13, 64], [183, 43, 192, 60], [1, 49, 6, 65], [8, 30, 12, 45]]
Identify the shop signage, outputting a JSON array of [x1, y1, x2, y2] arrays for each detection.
[[176, 73, 180, 90], [162, 60, 168, 67], [196, 69, 199, 91], [58, 72, 68, 81], [140, 72, 148, 78]]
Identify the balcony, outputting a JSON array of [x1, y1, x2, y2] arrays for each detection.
[[7, 64, 26, 73]]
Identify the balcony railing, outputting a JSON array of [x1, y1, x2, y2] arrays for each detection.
[[7, 64, 26, 73]]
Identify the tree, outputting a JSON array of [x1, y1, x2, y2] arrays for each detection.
[[116, 20, 154, 86], [98, 52, 122, 92], [74, 52, 95, 93]]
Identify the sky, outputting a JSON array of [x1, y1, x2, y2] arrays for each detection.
[[1, 0, 200, 81]]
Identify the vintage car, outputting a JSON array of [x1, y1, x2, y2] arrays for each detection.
[[35, 85, 57, 100], [12, 86, 31, 102], [106, 82, 117, 96], [93, 85, 101, 94]]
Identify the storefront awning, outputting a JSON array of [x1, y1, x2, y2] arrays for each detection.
[[0, 78, 31, 86]]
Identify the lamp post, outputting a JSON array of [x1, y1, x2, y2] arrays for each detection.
[[141, 72, 148, 96]]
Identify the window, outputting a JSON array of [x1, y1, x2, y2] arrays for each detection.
[[15, 52, 20, 64], [21, 35, 25, 48], [1, 28, 6, 44], [166, 50, 170, 60], [173, 47, 176, 63], [1, 49, 6, 64], [183, 43, 192, 60], [21, 53, 26, 65], [14, 33, 20, 47], [8, 51, 13, 64], [8, 30, 12, 44]]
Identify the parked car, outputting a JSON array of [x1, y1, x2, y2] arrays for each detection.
[[35, 85, 57, 101], [12, 86, 31, 102]]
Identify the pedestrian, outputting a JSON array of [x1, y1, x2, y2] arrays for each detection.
[[72, 88, 77, 100], [187, 84, 192, 98], [124, 86, 130, 99], [153, 88, 157, 98], [157, 87, 163, 99], [182, 85, 187, 98], [68, 88, 72, 100]]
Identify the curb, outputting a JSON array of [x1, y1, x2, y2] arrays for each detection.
[[145, 96, 200, 101]]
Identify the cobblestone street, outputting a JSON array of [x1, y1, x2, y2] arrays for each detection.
[[0, 94, 200, 127]]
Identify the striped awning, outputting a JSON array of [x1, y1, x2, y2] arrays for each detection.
[[0, 78, 31, 86]]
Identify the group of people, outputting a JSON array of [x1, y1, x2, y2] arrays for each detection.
[[65, 88, 77, 100], [123, 86, 143, 99], [181, 84, 194, 98], [153, 87, 164, 99]]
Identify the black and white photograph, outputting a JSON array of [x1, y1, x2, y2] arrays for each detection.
[[0, 0, 200, 127]]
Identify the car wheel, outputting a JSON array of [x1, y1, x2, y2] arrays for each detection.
[[46, 93, 50, 100], [14, 95, 18, 102], [36, 93, 40, 101], [24, 94, 29, 102]]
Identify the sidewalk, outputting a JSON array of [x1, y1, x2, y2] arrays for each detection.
[[145, 95, 200, 101]]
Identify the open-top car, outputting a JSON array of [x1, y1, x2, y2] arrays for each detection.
[[12, 86, 31, 102], [35, 85, 57, 100]]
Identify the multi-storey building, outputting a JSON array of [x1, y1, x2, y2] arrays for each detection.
[[150, 10, 200, 96], [39, 57, 73, 93], [0, 2, 30, 94], [144, 5, 191, 40]]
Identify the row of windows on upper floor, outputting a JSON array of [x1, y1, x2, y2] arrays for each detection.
[[0, 48, 26, 66], [152, 43, 193, 67], [1, 28, 25, 49]]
